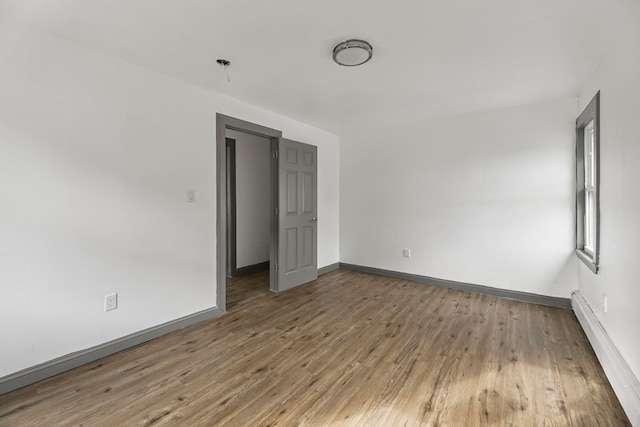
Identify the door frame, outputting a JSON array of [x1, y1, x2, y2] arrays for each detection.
[[225, 137, 237, 276], [216, 114, 282, 312]]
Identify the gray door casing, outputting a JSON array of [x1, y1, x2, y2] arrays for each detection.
[[217, 114, 280, 311], [216, 114, 318, 310], [277, 138, 318, 291]]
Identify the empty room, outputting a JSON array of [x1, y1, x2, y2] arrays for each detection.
[[0, 0, 638, 425]]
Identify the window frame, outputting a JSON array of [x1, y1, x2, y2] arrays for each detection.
[[576, 91, 600, 273]]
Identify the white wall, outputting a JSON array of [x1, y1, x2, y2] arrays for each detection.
[[576, 2, 640, 381], [0, 26, 340, 377], [225, 130, 270, 268], [340, 96, 578, 298]]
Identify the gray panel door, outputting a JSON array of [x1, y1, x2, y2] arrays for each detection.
[[277, 138, 317, 291]]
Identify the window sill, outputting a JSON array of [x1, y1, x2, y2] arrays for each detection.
[[576, 249, 598, 274]]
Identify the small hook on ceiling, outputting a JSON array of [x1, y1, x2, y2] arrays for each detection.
[[216, 59, 231, 83]]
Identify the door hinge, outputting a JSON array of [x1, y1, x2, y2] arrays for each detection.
[[274, 150, 279, 158], [275, 206, 279, 215], [275, 263, 279, 271]]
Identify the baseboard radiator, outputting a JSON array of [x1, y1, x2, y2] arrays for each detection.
[[572, 291, 640, 426]]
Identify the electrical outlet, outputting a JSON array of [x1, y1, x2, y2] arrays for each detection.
[[105, 293, 118, 312], [187, 190, 196, 203], [603, 294, 608, 313], [403, 248, 411, 258]]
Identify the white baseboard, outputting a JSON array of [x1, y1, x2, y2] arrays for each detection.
[[572, 291, 640, 426]]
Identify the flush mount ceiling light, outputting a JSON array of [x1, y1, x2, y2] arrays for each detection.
[[332, 39, 373, 67]]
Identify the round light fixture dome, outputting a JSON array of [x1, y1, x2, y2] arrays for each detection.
[[333, 39, 373, 66]]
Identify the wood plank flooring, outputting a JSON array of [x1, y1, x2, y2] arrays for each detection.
[[0, 269, 630, 426]]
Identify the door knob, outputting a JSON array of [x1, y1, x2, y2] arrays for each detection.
[[311, 217, 318, 222]]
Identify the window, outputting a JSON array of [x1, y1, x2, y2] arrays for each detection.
[[576, 91, 600, 273]]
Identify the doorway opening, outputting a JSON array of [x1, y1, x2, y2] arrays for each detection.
[[216, 114, 281, 312], [225, 132, 271, 277], [216, 114, 319, 313]]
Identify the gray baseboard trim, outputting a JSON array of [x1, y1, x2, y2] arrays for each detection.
[[572, 291, 640, 426], [0, 306, 224, 396], [233, 261, 269, 276], [339, 263, 571, 308], [318, 262, 340, 276]]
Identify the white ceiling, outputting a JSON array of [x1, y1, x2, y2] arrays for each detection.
[[2, 0, 633, 135]]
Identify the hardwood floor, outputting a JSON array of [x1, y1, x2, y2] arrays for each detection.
[[0, 269, 630, 426]]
